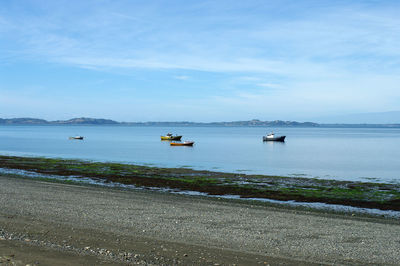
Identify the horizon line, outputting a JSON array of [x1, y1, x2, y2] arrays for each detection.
[[1, 117, 399, 125]]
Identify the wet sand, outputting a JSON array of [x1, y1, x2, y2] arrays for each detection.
[[0, 175, 399, 265]]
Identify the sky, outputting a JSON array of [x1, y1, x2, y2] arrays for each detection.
[[1, 0, 400, 122]]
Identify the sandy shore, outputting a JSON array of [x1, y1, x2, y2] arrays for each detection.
[[0, 175, 399, 265]]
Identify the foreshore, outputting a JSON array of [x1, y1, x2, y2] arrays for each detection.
[[1, 155, 399, 212], [1, 175, 399, 265]]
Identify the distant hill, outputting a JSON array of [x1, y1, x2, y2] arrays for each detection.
[[53, 117, 119, 125], [0, 117, 118, 125], [208, 119, 318, 127], [0, 117, 399, 127], [128, 119, 319, 127], [0, 117, 317, 126], [0, 118, 49, 124]]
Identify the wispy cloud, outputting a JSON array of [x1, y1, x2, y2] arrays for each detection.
[[257, 83, 280, 89], [3, 1, 400, 76], [1, 0, 400, 120], [174, 75, 190, 80]]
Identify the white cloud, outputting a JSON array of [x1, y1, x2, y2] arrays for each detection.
[[257, 83, 280, 89], [2, 1, 400, 120], [174, 75, 190, 80], [3, 1, 400, 78]]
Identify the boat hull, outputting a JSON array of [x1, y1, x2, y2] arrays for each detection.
[[161, 135, 182, 140], [263, 136, 286, 142], [170, 141, 194, 146], [69, 136, 84, 140]]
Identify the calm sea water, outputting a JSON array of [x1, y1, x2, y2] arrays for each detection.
[[0, 125, 399, 183]]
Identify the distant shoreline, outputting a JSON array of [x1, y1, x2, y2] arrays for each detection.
[[1, 117, 399, 128]]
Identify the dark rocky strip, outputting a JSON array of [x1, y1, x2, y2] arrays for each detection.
[[1, 155, 399, 211]]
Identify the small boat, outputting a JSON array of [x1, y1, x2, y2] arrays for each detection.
[[170, 141, 194, 146], [263, 132, 285, 142], [161, 133, 182, 141], [69, 136, 84, 140]]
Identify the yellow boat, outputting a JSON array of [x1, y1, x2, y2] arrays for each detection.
[[170, 141, 194, 146], [161, 133, 182, 140]]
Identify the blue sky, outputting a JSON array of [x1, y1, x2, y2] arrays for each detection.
[[1, 0, 400, 122]]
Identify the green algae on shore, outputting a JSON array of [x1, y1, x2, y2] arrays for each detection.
[[0, 155, 399, 211]]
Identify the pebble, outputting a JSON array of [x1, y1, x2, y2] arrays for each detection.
[[2, 176, 399, 265]]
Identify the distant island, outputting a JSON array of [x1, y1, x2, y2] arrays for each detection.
[[0, 117, 119, 125], [0, 117, 399, 128]]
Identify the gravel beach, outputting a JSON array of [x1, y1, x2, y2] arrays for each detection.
[[1, 175, 399, 265]]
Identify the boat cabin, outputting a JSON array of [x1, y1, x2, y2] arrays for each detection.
[[266, 132, 275, 138]]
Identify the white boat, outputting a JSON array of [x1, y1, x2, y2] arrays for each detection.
[[69, 136, 84, 140], [263, 132, 285, 142]]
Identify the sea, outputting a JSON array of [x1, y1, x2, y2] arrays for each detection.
[[0, 125, 399, 184]]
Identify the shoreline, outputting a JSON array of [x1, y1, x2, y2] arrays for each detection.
[[2, 169, 400, 220], [1, 175, 399, 265], [1, 155, 399, 212], [1, 117, 400, 127]]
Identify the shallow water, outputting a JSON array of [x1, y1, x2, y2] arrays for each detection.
[[0, 125, 399, 183]]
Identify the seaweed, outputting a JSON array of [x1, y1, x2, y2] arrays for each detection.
[[1, 155, 399, 211]]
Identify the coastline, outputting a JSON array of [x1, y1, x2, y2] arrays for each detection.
[[1, 175, 399, 265], [1, 117, 400, 127], [1, 155, 399, 212]]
